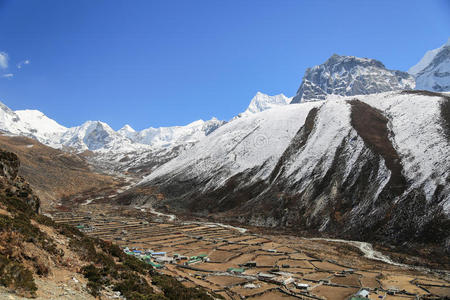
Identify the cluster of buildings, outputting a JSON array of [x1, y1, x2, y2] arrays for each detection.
[[121, 247, 210, 269]]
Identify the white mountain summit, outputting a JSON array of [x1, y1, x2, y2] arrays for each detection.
[[242, 92, 292, 115], [409, 38, 450, 92]]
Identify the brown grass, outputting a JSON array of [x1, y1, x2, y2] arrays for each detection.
[[0, 135, 117, 209]]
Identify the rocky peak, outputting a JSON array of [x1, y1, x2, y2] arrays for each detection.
[[291, 54, 415, 103]]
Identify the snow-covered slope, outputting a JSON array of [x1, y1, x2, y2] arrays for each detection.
[[409, 38, 450, 92], [15, 110, 67, 135], [144, 101, 321, 189], [135, 91, 450, 249], [14, 110, 68, 147], [0, 102, 27, 135], [237, 92, 292, 118], [291, 54, 415, 103]]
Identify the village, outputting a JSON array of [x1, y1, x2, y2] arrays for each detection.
[[50, 204, 450, 300]]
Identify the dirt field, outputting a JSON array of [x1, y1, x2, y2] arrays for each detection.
[[310, 285, 359, 300]]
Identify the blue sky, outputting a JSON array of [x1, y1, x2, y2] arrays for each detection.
[[0, 0, 449, 130]]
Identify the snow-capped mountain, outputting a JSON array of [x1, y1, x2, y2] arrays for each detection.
[[409, 38, 450, 92], [0, 102, 28, 135], [59, 120, 143, 152], [15, 110, 67, 136], [117, 124, 136, 140], [237, 92, 292, 118], [117, 118, 225, 149], [291, 54, 415, 103], [0, 103, 67, 148], [0, 100, 227, 174], [0, 100, 225, 154], [133, 90, 450, 250]]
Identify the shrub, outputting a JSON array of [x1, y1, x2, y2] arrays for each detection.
[[113, 275, 156, 300], [123, 256, 152, 275], [0, 255, 37, 297], [97, 239, 126, 260], [81, 264, 111, 297]]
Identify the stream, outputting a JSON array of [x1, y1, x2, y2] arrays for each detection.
[[306, 237, 407, 267]]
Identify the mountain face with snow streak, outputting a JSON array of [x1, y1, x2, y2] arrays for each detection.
[[129, 91, 450, 252], [409, 38, 450, 92], [291, 54, 415, 103]]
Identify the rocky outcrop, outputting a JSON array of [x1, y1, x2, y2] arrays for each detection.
[[291, 54, 415, 103], [0, 149, 40, 213]]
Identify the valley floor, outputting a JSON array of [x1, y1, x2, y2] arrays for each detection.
[[49, 203, 450, 300]]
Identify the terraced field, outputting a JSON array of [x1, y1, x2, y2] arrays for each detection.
[[51, 204, 450, 300]]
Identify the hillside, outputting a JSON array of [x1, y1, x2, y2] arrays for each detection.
[[0, 135, 119, 211], [0, 149, 217, 299]]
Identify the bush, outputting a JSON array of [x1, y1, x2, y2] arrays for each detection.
[[113, 275, 156, 300], [123, 256, 152, 275], [81, 264, 111, 297], [0, 255, 37, 297], [97, 239, 126, 260], [69, 236, 97, 261], [34, 214, 56, 227]]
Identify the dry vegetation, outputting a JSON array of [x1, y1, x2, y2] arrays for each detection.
[[0, 135, 118, 210]]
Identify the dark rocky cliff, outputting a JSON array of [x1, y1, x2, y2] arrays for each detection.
[[0, 150, 40, 213]]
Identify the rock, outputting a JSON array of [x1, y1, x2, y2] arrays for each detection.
[[0, 150, 40, 213]]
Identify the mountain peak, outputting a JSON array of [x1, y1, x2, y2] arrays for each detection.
[[291, 55, 414, 103], [408, 38, 450, 92], [325, 53, 379, 64], [240, 92, 291, 117], [408, 39, 449, 76], [119, 124, 136, 133]]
